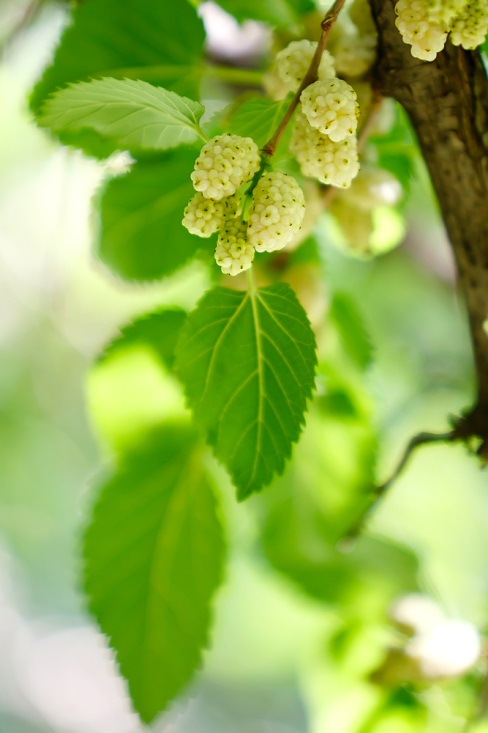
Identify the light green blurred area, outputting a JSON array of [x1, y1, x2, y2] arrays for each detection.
[[1, 4, 488, 733]]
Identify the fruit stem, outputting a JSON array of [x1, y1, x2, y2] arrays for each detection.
[[261, 0, 347, 157]]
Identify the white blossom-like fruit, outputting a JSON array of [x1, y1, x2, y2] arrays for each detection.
[[247, 172, 306, 252], [300, 78, 359, 142], [215, 219, 255, 276], [191, 134, 260, 200], [332, 31, 377, 78], [450, 0, 488, 49], [395, 0, 449, 60], [345, 168, 403, 210], [290, 112, 360, 188], [264, 39, 336, 101], [182, 192, 240, 237]]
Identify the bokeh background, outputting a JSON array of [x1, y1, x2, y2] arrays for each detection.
[[2, 2, 488, 731]]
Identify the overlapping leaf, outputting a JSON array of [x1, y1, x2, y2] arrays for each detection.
[[175, 283, 317, 499], [99, 308, 187, 368], [84, 425, 225, 723], [96, 149, 202, 281], [31, 0, 205, 155], [330, 293, 374, 371], [227, 98, 290, 147], [39, 79, 205, 153], [217, 0, 314, 26]]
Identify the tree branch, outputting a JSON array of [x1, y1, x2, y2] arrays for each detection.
[[368, 0, 488, 455]]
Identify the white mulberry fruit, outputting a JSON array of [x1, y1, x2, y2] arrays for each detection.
[[300, 78, 359, 142], [450, 0, 488, 49], [215, 219, 255, 276], [290, 112, 360, 188], [332, 32, 377, 78], [425, 0, 468, 24], [395, 0, 449, 60], [346, 168, 403, 210], [264, 39, 336, 101], [182, 192, 240, 237], [191, 134, 260, 200], [247, 172, 306, 253]]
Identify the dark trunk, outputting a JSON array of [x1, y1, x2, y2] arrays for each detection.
[[368, 0, 488, 451]]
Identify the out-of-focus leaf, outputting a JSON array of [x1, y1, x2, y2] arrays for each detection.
[[259, 403, 418, 615], [97, 150, 203, 282], [330, 293, 374, 371], [99, 309, 187, 369], [39, 79, 206, 154], [84, 425, 226, 723], [30, 0, 205, 155], [175, 283, 317, 499], [216, 0, 314, 26], [369, 104, 418, 196]]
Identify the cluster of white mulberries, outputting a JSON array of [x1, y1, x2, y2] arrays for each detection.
[[248, 172, 305, 252], [290, 112, 360, 188], [395, 0, 487, 59], [183, 134, 306, 275], [300, 78, 359, 141], [264, 40, 336, 101], [264, 38, 362, 190], [191, 134, 260, 200]]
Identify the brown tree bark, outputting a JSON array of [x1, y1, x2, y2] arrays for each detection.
[[368, 0, 488, 453]]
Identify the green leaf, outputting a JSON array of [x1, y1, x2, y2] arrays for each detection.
[[226, 98, 290, 148], [84, 425, 225, 724], [217, 0, 314, 26], [175, 283, 317, 499], [30, 0, 205, 155], [97, 149, 203, 281], [99, 308, 187, 368], [258, 411, 417, 616], [39, 79, 206, 154], [329, 293, 374, 370]]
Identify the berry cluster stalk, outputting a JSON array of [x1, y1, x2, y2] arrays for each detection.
[[261, 0, 347, 157]]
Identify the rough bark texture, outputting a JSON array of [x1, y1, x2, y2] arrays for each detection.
[[368, 0, 488, 451]]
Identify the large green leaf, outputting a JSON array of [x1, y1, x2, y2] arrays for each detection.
[[39, 79, 206, 154], [30, 0, 205, 155], [84, 425, 225, 724], [97, 149, 203, 281], [227, 97, 290, 148], [175, 283, 317, 499], [217, 0, 314, 26]]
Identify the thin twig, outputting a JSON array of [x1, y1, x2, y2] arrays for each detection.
[[261, 0, 347, 157], [340, 429, 456, 546]]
